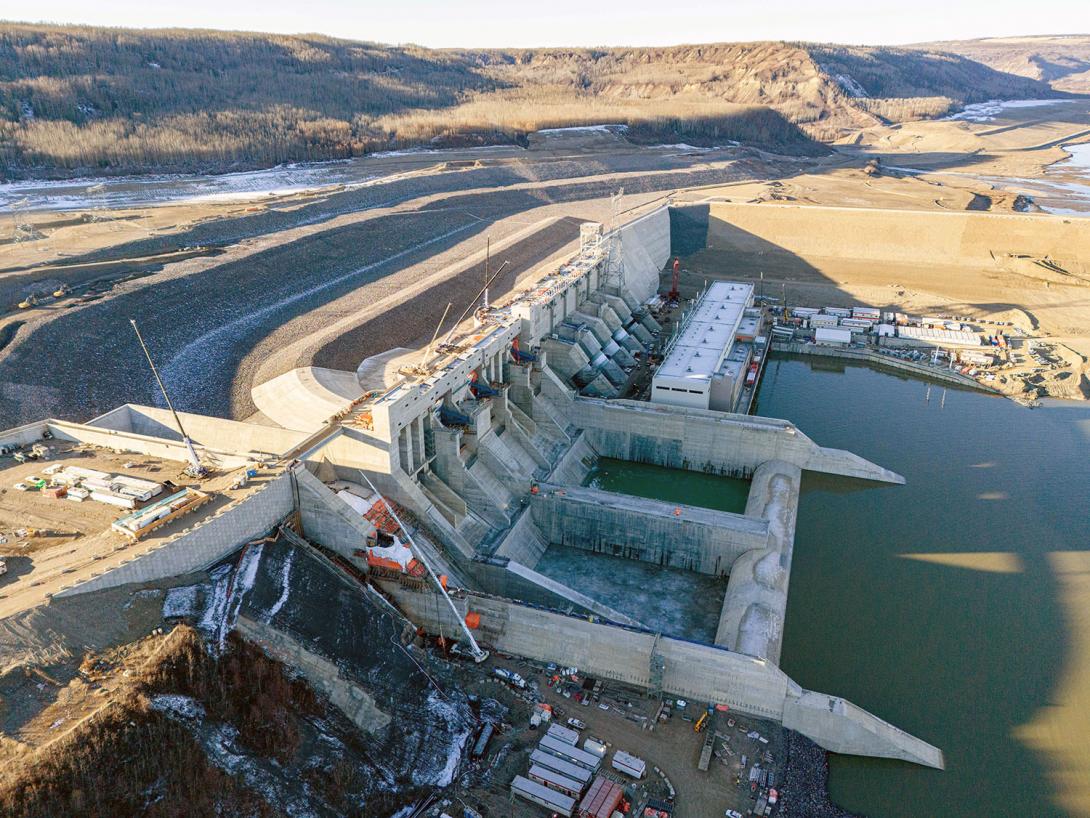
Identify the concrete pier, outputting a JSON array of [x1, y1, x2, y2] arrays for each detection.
[[714, 460, 801, 663], [570, 398, 904, 484]]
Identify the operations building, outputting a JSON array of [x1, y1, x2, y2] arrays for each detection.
[[652, 281, 755, 411]]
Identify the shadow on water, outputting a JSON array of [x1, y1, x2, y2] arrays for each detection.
[[756, 354, 1089, 818]]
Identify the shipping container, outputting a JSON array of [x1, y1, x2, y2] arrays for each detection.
[[471, 723, 493, 758], [539, 735, 602, 771], [90, 490, 136, 509], [512, 775, 575, 817], [825, 306, 852, 317], [531, 750, 593, 785], [790, 307, 820, 317], [840, 318, 873, 329], [809, 315, 839, 329], [852, 307, 881, 320], [529, 764, 585, 799], [611, 750, 646, 779], [577, 776, 624, 818]]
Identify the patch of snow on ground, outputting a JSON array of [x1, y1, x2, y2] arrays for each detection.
[[215, 543, 265, 648], [150, 694, 206, 723], [945, 98, 1076, 122], [199, 564, 232, 633], [536, 123, 628, 135], [416, 691, 473, 787], [264, 548, 295, 622], [201, 723, 319, 817], [163, 584, 200, 618], [834, 73, 868, 98]]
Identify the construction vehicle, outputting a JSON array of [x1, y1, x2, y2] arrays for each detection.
[[53, 285, 69, 298], [17, 294, 37, 309], [694, 704, 715, 733]]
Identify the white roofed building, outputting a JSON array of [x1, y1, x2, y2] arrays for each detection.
[[652, 281, 754, 410]]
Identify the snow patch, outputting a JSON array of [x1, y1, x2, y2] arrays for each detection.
[[264, 548, 295, 622], [536, 123, 628, 135], [199, 564, 232, 633], [163, 584, 200, 618], [834, 73, 868, 98], [415, 691, 472, 787], [150, 693, 206, 723], [945, 98, 1076, 122]]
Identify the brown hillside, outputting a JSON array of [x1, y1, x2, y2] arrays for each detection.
[[916, 35, 1090, 93], [0, 23, 1058, 177]]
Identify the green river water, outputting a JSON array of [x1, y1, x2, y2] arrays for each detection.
[[600, 353, 1090, 817]]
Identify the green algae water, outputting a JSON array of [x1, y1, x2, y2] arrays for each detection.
[[584, 457, 751, 515], [592, 353, 1090, 817]]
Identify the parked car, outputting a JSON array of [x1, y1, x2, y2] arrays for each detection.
[[566, 718, 586, 731]]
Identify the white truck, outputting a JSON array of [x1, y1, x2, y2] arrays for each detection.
[[493, 668, 526, 689]]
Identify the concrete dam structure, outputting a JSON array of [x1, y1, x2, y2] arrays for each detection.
[[1, 204, 944, 771]]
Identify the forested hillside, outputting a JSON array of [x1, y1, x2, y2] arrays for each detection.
[[0, 23, 1057, 178]]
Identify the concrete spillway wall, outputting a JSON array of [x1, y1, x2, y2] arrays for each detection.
[[570, 397, 903, 483], [529, 482, 769, 576], [379, 580, 943, 769]]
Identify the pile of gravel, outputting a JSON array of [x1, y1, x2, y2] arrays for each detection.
[[780, 731, 860, 818]]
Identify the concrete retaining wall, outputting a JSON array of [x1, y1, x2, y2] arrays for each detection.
[[530, 483, 768, 576], [55, 471, 294, 597], [237, 614, 391, 733], [46, 418, 259, 470], [0, 420, 50, 448], [696, 201, 1090, 272], [295, 467, 376, 562], [620, 206, 671, 301], [379, 581, 943, 768], [89, 404, 309, 456]]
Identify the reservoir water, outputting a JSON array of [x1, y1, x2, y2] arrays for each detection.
[[758, 355, 1090, 817], [591, 354, 1090, 816]]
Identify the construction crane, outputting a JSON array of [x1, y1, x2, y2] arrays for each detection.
[[129, 319, 207, 477], [358, 472, 489, 663]]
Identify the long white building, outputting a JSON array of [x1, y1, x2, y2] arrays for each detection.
[[652, 281, 755, 410]]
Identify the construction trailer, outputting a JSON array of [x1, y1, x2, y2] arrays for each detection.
[[547, 723, 581, 746], [529, 764, 586, 799], [530, 750, 594, 786], [539, 734, 603, 771], [512, 775, 576, 817], [611, 749, 646, 779]]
